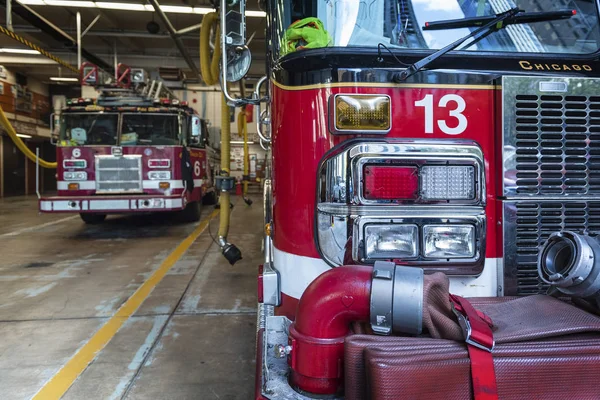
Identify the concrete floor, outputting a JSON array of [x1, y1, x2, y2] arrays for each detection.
[[0, 195, 260, 400]]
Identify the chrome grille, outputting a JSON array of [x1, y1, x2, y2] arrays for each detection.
[[95, 155, 142, 193], [512, 94, 600, 195], [504, 201, 600, 295], [504, 76, 600, 196]]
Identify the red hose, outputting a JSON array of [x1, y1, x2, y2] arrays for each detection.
[[287, 266, 373, 395]]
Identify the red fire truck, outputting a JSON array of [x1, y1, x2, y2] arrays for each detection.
[[214, 0, 600, 398], [39, 67, 216, 224]]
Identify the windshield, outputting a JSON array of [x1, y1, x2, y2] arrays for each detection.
[[60, 113, 118, 145], [273, 0, 600, 58], [121, 114, 179, 146], [60, 113, 180, 146]]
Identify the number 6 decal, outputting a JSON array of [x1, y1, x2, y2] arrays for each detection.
[[415, 94, 468, 135]]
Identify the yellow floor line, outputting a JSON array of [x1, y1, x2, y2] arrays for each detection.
[[33, 209, 219, 400]]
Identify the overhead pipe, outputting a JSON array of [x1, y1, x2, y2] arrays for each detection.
[[148, 0, 200, 78], [6, 0, 12, 31], [76, 12, 81, 69]]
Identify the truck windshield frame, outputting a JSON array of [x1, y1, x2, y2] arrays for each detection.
[[121, 113, 180, 146], [271, 0, 600, 60], [59, 112, 119, 146], [60, 112, 182, 146]]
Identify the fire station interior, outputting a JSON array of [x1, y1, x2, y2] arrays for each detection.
[[3, 1, 600, 400], [0, 1, 265, 398]]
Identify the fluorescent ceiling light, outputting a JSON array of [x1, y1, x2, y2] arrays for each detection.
[[0, 48, 41, 54], [17, 1, 266, 16], [16, 134, 32, 138], [50, 77, 79, 82], [229, 141, 255, 145], [245, 10, 266, 17], [44, 0, 95, 6]]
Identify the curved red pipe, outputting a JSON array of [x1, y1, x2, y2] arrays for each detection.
[[287, 265, 373, 395]]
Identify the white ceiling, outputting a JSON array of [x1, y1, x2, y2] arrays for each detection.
[[0, 0, 267, 84]]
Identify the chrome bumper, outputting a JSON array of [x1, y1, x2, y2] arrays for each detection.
[[39, 195, 185, 213]]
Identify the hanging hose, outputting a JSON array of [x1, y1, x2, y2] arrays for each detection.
[[218, 93, 231, 241], [200, 11, 241, 264], [237, 109, 250, 201], [200, 12, 221, 86], [0, 105, 56, 169]]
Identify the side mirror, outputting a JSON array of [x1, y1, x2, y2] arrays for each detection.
[[50, 113, 59, 145], [191, 116, 201, 145]]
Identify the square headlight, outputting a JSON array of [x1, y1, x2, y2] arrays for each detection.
[[423, 225, 475, 259], [148, 171, 171, 180], [365, 224, 418, 259]]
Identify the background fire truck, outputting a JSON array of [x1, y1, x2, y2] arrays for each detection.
[[202, 0, 600, 398], [39, 65, 217, 224]]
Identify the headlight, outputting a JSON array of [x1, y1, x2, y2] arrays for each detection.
[[63, 171, 87, 180], [421, 165, 475, 200], [148, 171, 171, 180], [365, 224, 418, 259], [423, 225, 475, 259], [333, 94, 391, 133]]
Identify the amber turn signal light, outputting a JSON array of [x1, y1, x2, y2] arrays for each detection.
[[334, 94, 391, 132], [68, 183, 80, 190], [159, 182, 171, 190]]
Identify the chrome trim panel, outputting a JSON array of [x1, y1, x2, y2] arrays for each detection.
[[502, 75, 600, 197], [262, 261, 281, 306], [318, 140, 485, 206], [317, 204, 486, 275]]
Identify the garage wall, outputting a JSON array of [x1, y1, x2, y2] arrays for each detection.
[[0, 67, 54, 198]]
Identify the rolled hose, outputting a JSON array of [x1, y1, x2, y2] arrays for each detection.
[[0, 105, 56, 169], [200, 12, 221, 86]]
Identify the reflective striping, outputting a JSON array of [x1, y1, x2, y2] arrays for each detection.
[[273, 246, 331, 300], [272, 79, 497, 92], [274, 246, 500, 300], [56, 179, 204, 191], [41, 197, 185, 212], [32, 209, 219, 400], [142, 179, 204, 189], [57, 181, 96, 190]]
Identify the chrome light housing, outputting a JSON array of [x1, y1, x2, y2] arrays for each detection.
[[316, 139, 486, 275]]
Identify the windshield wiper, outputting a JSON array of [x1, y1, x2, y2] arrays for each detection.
[[396, 8, 575, 81], [423, 9, 576, 31]]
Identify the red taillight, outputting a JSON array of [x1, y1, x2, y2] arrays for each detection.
[[363, 165, 418, 200], [148, 159, 170, 168]]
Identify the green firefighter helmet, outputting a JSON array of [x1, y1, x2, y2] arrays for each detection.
[[282, 17, 332, 55]]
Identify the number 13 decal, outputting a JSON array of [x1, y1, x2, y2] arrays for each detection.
[[414, 94, 468, 135]]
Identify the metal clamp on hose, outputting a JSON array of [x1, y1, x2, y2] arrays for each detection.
[[215, 176, 235, 192], [370, 261, 424, 335]]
